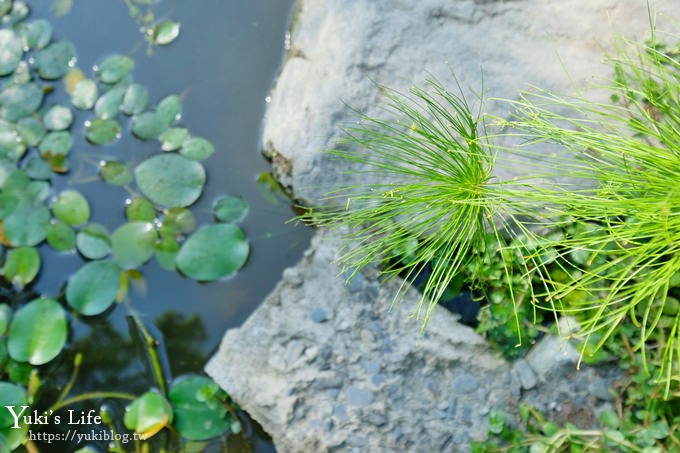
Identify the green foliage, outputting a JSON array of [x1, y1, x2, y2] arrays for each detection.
[[308, 77, 508, 326], [2, 246, 40, 288], [52, 189, 90, 225], [176, 224, 250, 281], [66, 260, 121, 315], [134, 154, 206, 207], [152, 20, 181, 46], [110, 221, 157, 269], [124, 390, 173, 437], [7, 297, 67, 365], [307, 31, 680, 398], [169, 376, 236, 440], [214, 195, 249, 223], [474, 388, 680, 452], [0, 1, 247, 450]]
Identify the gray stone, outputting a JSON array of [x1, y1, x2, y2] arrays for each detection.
[[371, 374, 386, 386], [460, 405, 474, 425], [262, 0, 680, 207], [310, 307, 328, 323], [588, 378, 616, 401], [312, 375, 343, 391], [451, 373, 479, 394], [319, 344, 333, 362], [345, 385, 374, 407], [206, 231, 509, 452], [286, 340, 306, 365], [304, 345, 318, 362], [282, 268, 303, 287], [363, 361, 380, 374], [513, 358, 538, 390], [326, 389, 339, 400], [332, 404, 349, 423], [365, 411, 388, 427], [526, 335, 580, 382]]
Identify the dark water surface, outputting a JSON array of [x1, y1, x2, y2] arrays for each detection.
[[20, 0, 308, 451]]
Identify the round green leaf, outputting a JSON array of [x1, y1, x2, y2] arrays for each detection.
[[0, 304, 10, 335], [135, 154, 205, 207], [169, 376, 230, 440], [76, 223, 110, 260], [100, 161, 132, 186], [16, 117, 46, 147], [121, 83, 148, 115], [179, 137, 214, 161], [86, 118, 120, 145], [0, 159, 17, 187], [131, 111, 168, 140], [46, 221, 76, 252], [51, 0, 73, 17], [3, 201, 50, 246], [97, 55, 133, 84], [0, 0, 10, 17], [94, 85, 126, 120], [66, 261, 120, 315], [159, 127, 189, 151], [7, 297, 67, 365], [0, 127, 24, 162], [43, 105, 73, 131], [26, 181, 50, 205], [152, 20, 181, 46], [63, 67, 84, 94], [111, 222, 157, 270], [9, 62, 30, 87], [155, 236, 179, 271], [39, 131, 72, 157], [2, 169, 30, 192], [125, 197, 156, 222], [0, 193, 18, 220], [164, 207, 196, 234], [176, 224, 249, 281], [214, 196, 248, 223], [22, 19, 52, 50], [52, 190, 90, 225], [71, 78, 98, 110], [0, 383, 27, 428], [23, 157, 52, 180], [124, 390, 172, 437], [0, 29, 23, 76], [24, 161, 52, 184], [35, 40, 76, 80], [0, 83, 43, 121], [156, 95, 181, 124], [5, 1, 28, 25], [0, 412, 28, 451], [3, 247, 40, 288]]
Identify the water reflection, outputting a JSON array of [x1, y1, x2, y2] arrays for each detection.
[[2, 0, 306, 451]]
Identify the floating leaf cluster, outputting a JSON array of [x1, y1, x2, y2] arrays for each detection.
[[51, 0, 181, 49], [0, 1, 246, 449]]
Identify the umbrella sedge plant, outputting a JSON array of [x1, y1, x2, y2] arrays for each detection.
[[303, 30, 680, 398]]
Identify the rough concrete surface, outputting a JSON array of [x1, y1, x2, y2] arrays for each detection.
[[207, 0, 680, 451], [206, 233, 622, 452]]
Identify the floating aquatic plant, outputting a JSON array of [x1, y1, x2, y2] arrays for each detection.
[[0, 0, 246, 448]]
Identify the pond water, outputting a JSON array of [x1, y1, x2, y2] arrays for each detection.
[[3, 0, 309, 451]]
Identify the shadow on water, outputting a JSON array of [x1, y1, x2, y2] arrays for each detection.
[[11, 0, 310, 451]]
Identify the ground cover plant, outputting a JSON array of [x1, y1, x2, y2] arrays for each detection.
[[0, 1, 252, 451], [305, 21, 680, 452]]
